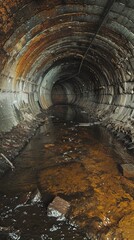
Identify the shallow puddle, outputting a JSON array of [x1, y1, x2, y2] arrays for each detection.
[[0, 105, 134, 240]]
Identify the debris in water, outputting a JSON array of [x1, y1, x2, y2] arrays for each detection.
[[0, 227, 20, 240], [31, 188, 42, 203], [78, 123, 91, 126], [1, 153, 15, 170], [47, 196, 70, 220], [15, 188, 41, 209], [9, 230, 21, 240], [18, 191, 32, 205], [0, 226, 13, 232], [81, 111, 87, 114], [121, 164, 134, 178], [44, 143, 55, 148], [49, 224, 60, 232], [78, 122, 100, 127]]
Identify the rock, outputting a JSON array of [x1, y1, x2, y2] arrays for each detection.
[[47, 196, 70, 219], [121, 164, 134, 178]]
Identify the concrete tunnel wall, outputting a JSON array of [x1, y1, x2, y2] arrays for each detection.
[[0, 0, 134, 142]]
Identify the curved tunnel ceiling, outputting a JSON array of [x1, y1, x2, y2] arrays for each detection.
[[0, 0, 134, 132]]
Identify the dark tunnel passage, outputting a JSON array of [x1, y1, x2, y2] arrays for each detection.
[[0, 0, 134, 133], [0, 0, 134, 239]]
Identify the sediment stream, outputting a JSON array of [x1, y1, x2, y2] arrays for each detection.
[[0, 105, 134, 240]]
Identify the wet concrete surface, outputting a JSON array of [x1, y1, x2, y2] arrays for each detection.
[[0, 115, 46, 177], [0, 105, 134, 240]]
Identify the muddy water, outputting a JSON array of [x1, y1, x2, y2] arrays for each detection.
[[0, 105, 134, 240]]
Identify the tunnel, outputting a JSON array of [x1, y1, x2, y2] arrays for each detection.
[[0, 0, 134, 239], [0, 0, 133, 133]]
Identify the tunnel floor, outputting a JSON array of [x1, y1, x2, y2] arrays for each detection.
[[0, 105, 134, 240]]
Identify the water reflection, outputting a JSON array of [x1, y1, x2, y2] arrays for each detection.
[[0, 105, 134, 240]]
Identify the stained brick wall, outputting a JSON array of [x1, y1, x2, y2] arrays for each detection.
[[0, 0, 134, 136]]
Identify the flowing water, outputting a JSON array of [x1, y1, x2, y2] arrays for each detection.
[[0, 105, 134, 240]]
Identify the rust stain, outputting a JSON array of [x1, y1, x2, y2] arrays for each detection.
[[38, 126, 134, 238], [39, 162, 90, 195]]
